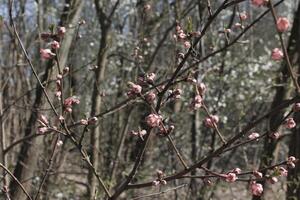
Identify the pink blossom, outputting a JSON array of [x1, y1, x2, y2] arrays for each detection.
[[51, 41, 60, 49], [225, 173, 237, 182], [204, 115, 219, 128], [184, 41, 191, 49], [38, 115, 49, 127], [145, 114, 162, 128], [250, 182, 263, 196], [271, 48, 284, 61], [80, 119, 88, 125], [146, 73, 156, 83], [146, 92, 156, 103], [293, 103, 300, 112], [64, 96, 80, 107], [197, 83, 206, 96], [40, 49, 55, 59], [251, 0, 266, 7], [190, 95, 203, 110], [57, 26, 66, 36], [276, 17, 290, 32], [287, 156, 297, 168], [232, 168, 242, 174], [88, 117, 98, 124], [285, 118, 296, 129], [239, 12, 247, 20], [63, 67, 70, 74], [127, 82, 142, 97], [152, 180, 160, 186], [160, 180, 167, 185], [37, 127, 49, 134], [57, 140, 63, 147], [268, 177, 278, 184], [253, 171, 263, 178], [144, 4, 151, 11], [279, 167, 288, 177], [248, 132, 260, 140], [269, 131, 280, 140]]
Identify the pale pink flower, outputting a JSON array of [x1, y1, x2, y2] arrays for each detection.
[[37, 127, 49, 134], [89, 117, 98, 124], [57, 140, 63, 147], [251, 0, 266, 7], [145, 114, 162, 128], [276, 17, 290, 32], [204, 115, 219, 128], [248, 132, 260, 140], [40, 49, 55, 59], [270, 131, 280, 140], [57, 26, 66, 36], [127, 82, 142, 97], [146, 73, 156, 83], [293, 103, 300, 112], [197, 83, 206, 96], [152, 180, 160, 186], [287, 156, 297, 168], [51, 41, 60, 49], [80, 119, 88, 125], [250, 182, 263, 196], [268, 177, 278, 184], [239, 12, 248, 20], [38, 115, 49, 127], [64, 96, 80, 107], [271, 48, 284, 61], [253, 171, 263, 178], [184, 41, 191, 49], [178, 32, 187, 39], [160, 180, 167, 185], [190, 95, 203, 110], [225, 173, 237, 182], [63, 67, 70, 74], [146, 92, 156, 103], [144, 4, 151, 11], [279, 167, 288, 177], [58, 115, 64, 122], [285, 118, 296, 129], [232, 168, 242, 174]]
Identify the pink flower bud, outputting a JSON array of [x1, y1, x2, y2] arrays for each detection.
[[276, 17, 290, 32], [58, 115, 64, 122], [37, 127, 49, 134], [225, 173, 237, 182], [271, 48, 284, 61], [66, 107, 72, 113], [38, 115, 49, 127], [287, 156, 297, 168], [63, 67, 70, 74], [145, 114, 162, 128], [278, 167, 288, 177], [269, 131, 280, 140], [144, 4, 151, 11], [80, 119, 88, 125], [57, 26, 66, 36], [89, 117, 98, 124], [204, 115, 219, 128], [51, 41, 60, 49], [184, 41, 191, 49], [239, 12, 248, 20], [250, 182, 263, 196], [152, 180, 160, 186], [293, 103, 300, 112], [127, 82, 142, 97], [57, 140, 63, 147], [248, 132, 260, 140], [268, 177, 278, 184], [40, 49, 55, 59], [160, 180, 167, 185], [56, 74, 63, 80], [232, 168, 242, 174], [146, 92, 156, 103], [284, 118, 296, 129], [253, 171, 263, 178], [251, 0, 267, 7], [190, 95, 203, 110], [146, 73, 156, 83], [197, 83, 206, 96]]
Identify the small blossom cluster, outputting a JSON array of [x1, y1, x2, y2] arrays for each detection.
[[173, 24, 199, 49], [145, 114, 162, 128], [64, 96, 80, 113], [284, 118, 296, 129], [129, 129, 147, 140], [152, 170, 167, 186], [40, 26, 66, 60], [126, 82, 142, 98], [224, 168, 241, 183], [287, 156, 297, 168], [204, 115, 219, 128], [137, 73, 156, 85], [167, 88, 182, 100], [80, 117, 98, 126], [37, 115, 50, 134], [248, 132, 260, 140], [250, 181, 263, 196]]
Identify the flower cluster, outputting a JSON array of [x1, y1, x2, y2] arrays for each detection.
[[126, 82, 142, 98], [152, 170, 167, 186], [37, 115, 50, 134], [64, 96, 80, 113], [250, 182, 263, 196], [204, 115, 219, 128], [145, 114, 162, 128]]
